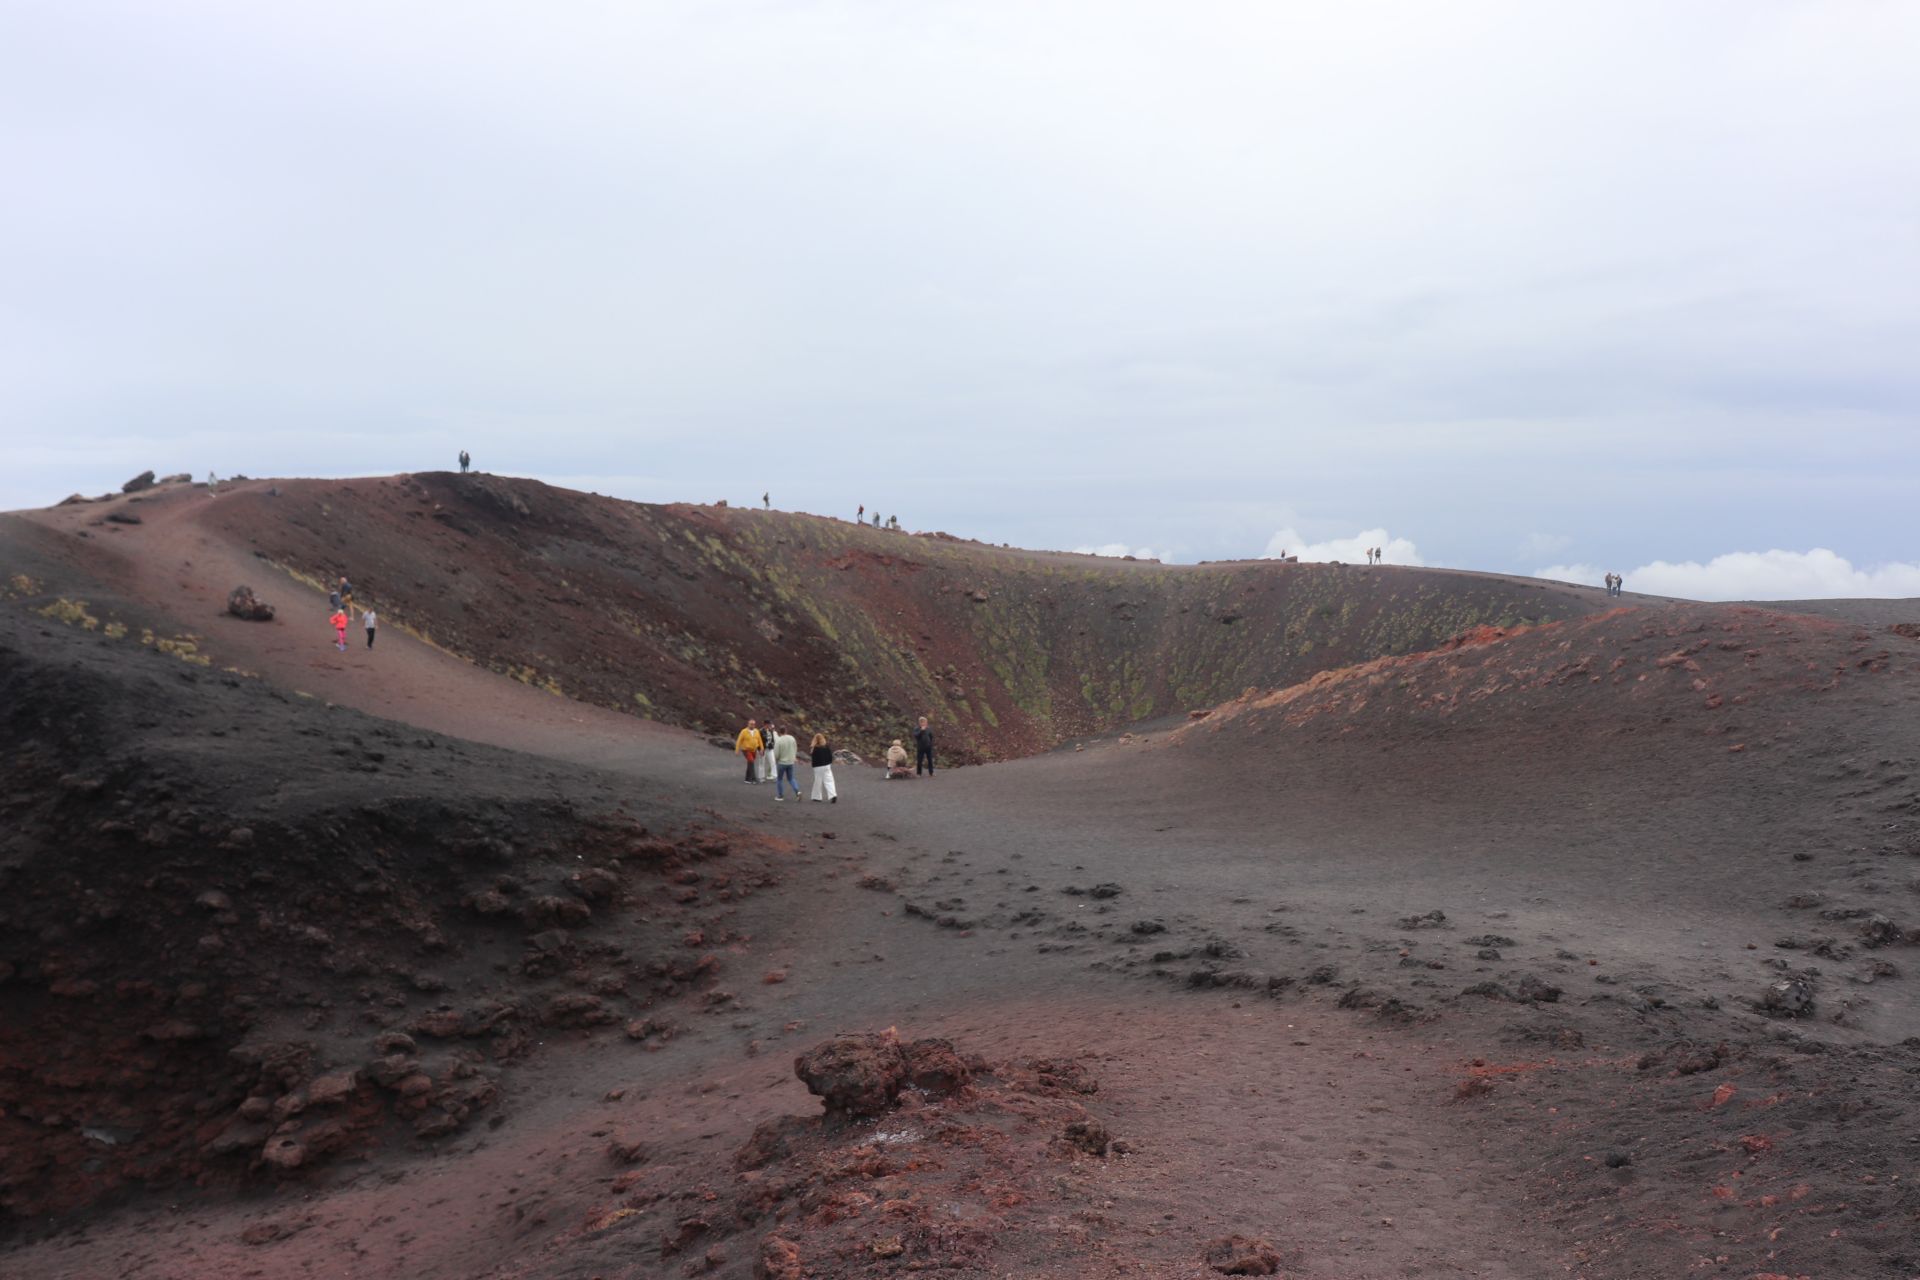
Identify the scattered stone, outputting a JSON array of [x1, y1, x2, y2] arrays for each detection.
[[794, 1033, 908, 1118], [105, 511, 142, 525], [1761, 977, 1815, 1017], [1397, 910, 1447, 929], [1202, 1234, 1281, 1275], [606, 1134, 647, 1165], [122, 470, 156, 494], [1061, 1118, 1110, 1155]]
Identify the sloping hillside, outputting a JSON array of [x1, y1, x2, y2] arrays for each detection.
[[185, 473, 1609, 759]]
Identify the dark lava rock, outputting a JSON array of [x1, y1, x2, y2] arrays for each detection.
[[1202, 1234, 1281, 1275], [1762, 976, 1816, 1017], [1464, 934, 1516, 948], [1088, 883, 1124, 899], [122, 470, 156, 494], [1397, 910, 1448, 929], [1061, 1118, 1110, 1155], [1604, 1150, 1633, 1168], [105, 511, 142, 525], [1129, 919, 1168, 936], [1514, 975, 1562, 1004], [226, 585, 275, 621]]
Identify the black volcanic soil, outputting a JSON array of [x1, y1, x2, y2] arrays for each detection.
[[4, 478, 1920, 1279]]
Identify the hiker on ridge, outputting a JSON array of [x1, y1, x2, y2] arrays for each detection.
[[809, 733, 838, 803], [771, 725, 801, 800], [763, 491, 770, 510], [914, 716, 935, 776], [459, 449, 470, 473], [735, 719, 763, 783]]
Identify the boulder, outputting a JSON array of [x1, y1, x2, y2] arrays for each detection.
[[159, 472, 192, 484], [794, 1033, 908, 1118], [227, 586, 275, 621], [122, 470, 156, 494]]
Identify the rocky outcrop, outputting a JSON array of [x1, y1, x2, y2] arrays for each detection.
[[227, 586, 275, 621], [122, 471, 156, 494]]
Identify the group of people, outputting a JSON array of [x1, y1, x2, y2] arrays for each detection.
[[854, 505, 901, 530], [1364, 546, 1387, 565], [734, 714, 937, 801], [326, 574, 377, 652], [1603, 572, 1626, 596], [734, 719, 840, 802]]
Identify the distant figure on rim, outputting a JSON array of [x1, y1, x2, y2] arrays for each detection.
[[459, 450, 470, 473], [735, 719, 763, 783], [763, 491, 770, 510], [914, 716, 935, 776], [858, 504, 864, 523], [809, 733, 838, 803]]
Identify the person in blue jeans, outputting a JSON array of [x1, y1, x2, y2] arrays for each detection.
[[773, 727, 801, 800]]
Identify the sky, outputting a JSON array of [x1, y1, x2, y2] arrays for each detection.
[[4, 1, 1917, 599]]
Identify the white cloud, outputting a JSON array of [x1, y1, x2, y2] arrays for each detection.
[[1073, 542, 1174, 563], [1535, 549, 1920, 601], [1519, 531, 1572, 560], [1262, 527, 1424, 566]]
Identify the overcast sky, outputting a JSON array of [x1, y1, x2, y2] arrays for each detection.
[[5, 2, 1916, 597]]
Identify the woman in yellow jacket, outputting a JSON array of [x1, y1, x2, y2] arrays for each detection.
[[735, 720, 763, 783]]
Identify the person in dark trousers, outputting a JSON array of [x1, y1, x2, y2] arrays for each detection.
[[363, 607, 377, 649], [459, 450, 470, 473], [913, 717, 935, 776]]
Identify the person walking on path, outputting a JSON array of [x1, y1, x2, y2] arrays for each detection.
[[772, 726, 800, 800], [913, 717, 935, 776], [328, 584, 342, 611], [735, 720, 764, 783], [885, 739, 911, 779], [757, 715, 778, 782], [329, 608, 349, 652], [809, 734, 838, 803], [363, 606, 378, 650], [459, 450, 470, 473]]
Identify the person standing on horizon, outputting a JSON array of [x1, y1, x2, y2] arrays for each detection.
[[363, 606, 377, 649], [459, 450, 470, 473], [809, 733, 838, 803], [913, 716, 935, 776], [772, 725, 800, 800], [736, 719, 763, 783], [763, 491, 770, 510]]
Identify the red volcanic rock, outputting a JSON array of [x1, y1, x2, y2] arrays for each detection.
[[1203, 1234, 1282, 1275], [901, 1037, 972, 1094], [794, 1033, 909, 1118], [758, 1236, 803, 1280]]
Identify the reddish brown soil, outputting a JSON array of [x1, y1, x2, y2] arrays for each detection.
[[4, 477, 1920, 1279]]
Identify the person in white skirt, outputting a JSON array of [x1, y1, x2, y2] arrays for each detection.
[[808, 733, 838, 803], [757, 717, 778, 783]]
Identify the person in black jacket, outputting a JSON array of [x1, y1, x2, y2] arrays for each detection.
[[913, 717, 935, 776], [808, 733, 838, 803]]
